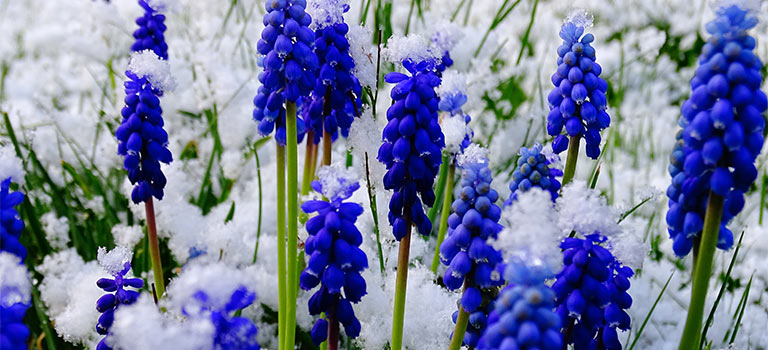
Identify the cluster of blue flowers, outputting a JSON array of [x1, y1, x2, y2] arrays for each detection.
[[552, 234, 633, 349], [303, 4, 362, 144], [477, 264, 563, 350], [185, 287, 261, 350], [0, 251, 30, 350], [665, 4, 766, 257], [452, 295, 494, 348], [116, 69, 173, 204], [378, 59, 445, 239], [0, 178, 25, 262], [132, 0, 169, 60], [505, 144, 562, 206], [0, 301, 28, 350], [95, 261, 143, 350], [253, 0, 317, 144], [299, 177, 367, 344], [546, 20, 610, 159]]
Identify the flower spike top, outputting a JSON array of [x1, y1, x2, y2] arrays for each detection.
[[0, 252, 31, 350], [504, 143, 563, 206], [0, 178, 25, 262], [665, 3, 766, 257], [253, 0, 318, 145], [551, 234, 634, 349], [303, 0, 362, 144], [378, 35, 446, 239], [546, 9, 610, 159], [477, 263, 563, 350], [95, 247, 143, 350], [133, 0, 169, 59], [116, 51, 174, 204], [299, 166, 367, 344]]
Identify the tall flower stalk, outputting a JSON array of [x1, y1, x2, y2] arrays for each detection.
[[670, 4, 766, 348], [253, 0, 317, 347], [378, 40, 445, 349], [546, 11, 610, 186]]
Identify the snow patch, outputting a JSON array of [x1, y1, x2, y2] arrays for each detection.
[[456, 143, 488, 167], [383, 34, 441, 64], [307, 0, 349, 29], [565, 8, 594, 28], [97, 246, 133, 276], [0, 252, 30, 307], [0, 145, 24, 184], [128, 50, 176, 92]]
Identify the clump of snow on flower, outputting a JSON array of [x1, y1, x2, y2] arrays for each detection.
[[307, 0, 349, 29], [711, 0, 762, 12], [165, 260, 258, 315], [557, 180, 621, 238], [441, 115, 469, 154], [541, 144, 563, 171], [456, 143, 488, 167], [0, 144, 24, 184], [112, 223, 144, 249], [97, 246, 133, 275], [493, 188, 564, 273], [145, 0, 180, 13], [0, 252, 30, 307], [383, 34, 441, 64], [431, 21, 464, 53], [437, 70, 467, 99], [315, 164, 359, 201], [609, 230, 646, 270], [564, 7, 594, 28], [128, 50, 176, 92], [111, 295, 214, 350], [41, 212, 70, 250], [347, 24, 377, 88]]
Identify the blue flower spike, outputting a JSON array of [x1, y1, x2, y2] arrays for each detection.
[[552, 234, 634, 350], [505, 144, 563, 206], [95, 247, 143, 350], [0, 178, 26, 262], [132, 0, 169, 59], [184, 287, 261, 350], [547, 10, 610, 159], [0, 252, 31, 350], [477, 263, 563, 350], [665, 3, 766, 257], [300, 166, 367, 345]]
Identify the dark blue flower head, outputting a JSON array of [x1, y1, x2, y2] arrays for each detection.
[[551, 234, 633, 350], [547, 15, 610, 159], [133, 1, 169, 59], [477, 263, 562, 350], [665, 4, 766, 257], [184, 287, 261, 350], [505, 144, 563, 206], [0, 178, 25, 262], [0, 252, 31, 350], [299, 170, 367, 344], [378, 56, 445, 240], [95, 252, 143, 350], [303, 2, 362, 144], [253, 0, 317, 145], [116, 53, 174, 204]]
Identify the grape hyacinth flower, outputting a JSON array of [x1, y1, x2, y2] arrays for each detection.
[[551, 234, 633, 350], [132, 0, 169, 59], [477, 263, 562, 350], [0, 252, 31, 350], [95, 247, 143, 350], [299, 167, 367, 348], [184, 287, 261, 350], [504, 143, 563, 206], [0, 178, 25, 262], [546, 11, 610, 185], [439, 153, 504, 350], [451, 294, 496, 348]]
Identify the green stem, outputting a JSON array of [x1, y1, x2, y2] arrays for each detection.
[[391, 220, 413, 350], [449, 282, 470, 350], [285, 102, 299, 350], [252, 146, 263, 263], [364, 152, 385, 273], [144, 198, 165, 299], [431, 163, 455, 274], [428, 153, 450, 224], [561, 135, 581, 186], [301, 131, 315, 196], [678, 192, 724, 350], [276, 143, 287, 349]]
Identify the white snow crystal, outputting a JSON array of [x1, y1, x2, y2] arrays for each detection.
[[431, 21, 465, 52], [0, 144, 24, 184], [145, 0, 180, 13], [307, 0, 349, 29], [112, 223, 144, 249], [456, 144, 489, 167], [711, 0, 762, 12], [441, 115, 469, 154], [541, 144, 563, 171], [315, 164, 359, 201], [383, 34, 441, 64], [41, 212, 70, 249], [347, 24, 377, 88], [565, 8, 594, 28], [127, 50, 177, 92], [608, 230, 647, 270], [165, 261, 258, 315], [0, 252, 31, 307], [557, 180, 621, 238], [97, 246, 133, 276], [437, 70, 467, 99]]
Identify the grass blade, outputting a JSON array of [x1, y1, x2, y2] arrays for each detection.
[[700, 230, 744, 348], [628, 270, 675, 350]]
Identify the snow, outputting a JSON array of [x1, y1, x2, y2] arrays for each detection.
[[111, 223, 144, 249], [456, 143, 489, 167], [41, 212, 70, 250], [430, 21, 464, 53], [145, 0, 180, 13], [314, 164, 359, 201], [97, 246, 133, 276], [436, 70, 467, 99], [127, 50, 177, 92], [564, 8, 594, 28], [347, 24, 377, 88], [0, 144, 24, 184], [307, 0, 350, 29], [711, 0, 763, 13], [0, 252, 30, 307], [557, 181, 622, 239], [440, 114, 468, 154], [383, 34, 441, 64], [165, 260, 258, 315]]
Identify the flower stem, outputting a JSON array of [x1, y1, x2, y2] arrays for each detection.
[[428, 153, 450, 224], [678, 191, 724, 350], [285, 101, 299, 350], [431, 162, 455, 274], [144, 198, 165, 299], [449, 282, 470, 350], [252, 146, 263, 263], [275, 143, 287, 349], [391, 219, 412, 350], [561, 135, 581, 186], [364, 152, 385, 273], [323, 87, 333, 167], [327, 307, 340, 350], [301, 131, 315, 196]]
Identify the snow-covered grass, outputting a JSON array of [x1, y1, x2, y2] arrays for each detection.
[[1, 0, 767, 349]]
